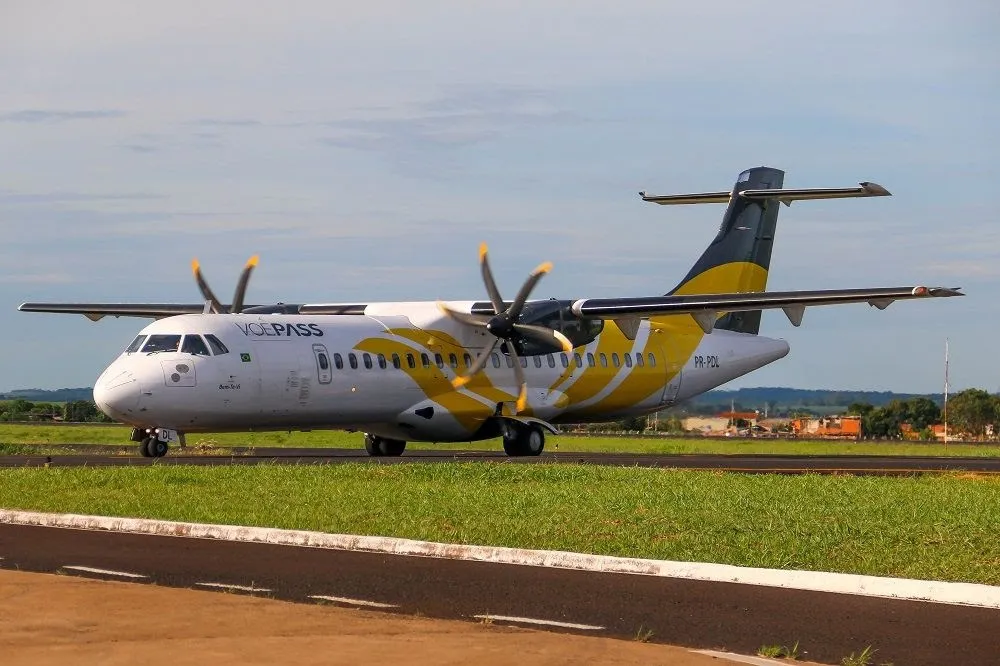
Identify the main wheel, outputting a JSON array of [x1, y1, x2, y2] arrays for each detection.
[[502, 424, 545, 457], [139, 437, 153, 457], [524, 426, 545, 456], [378, 438, 406, 456]]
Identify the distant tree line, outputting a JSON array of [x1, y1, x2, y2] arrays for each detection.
[[848, 389, 1000, 440], [0, 399, 112, 423]]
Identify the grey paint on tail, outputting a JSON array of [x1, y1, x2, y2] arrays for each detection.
[[668, 166, 785, 335]]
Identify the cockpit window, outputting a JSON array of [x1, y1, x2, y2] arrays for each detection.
[[181, 335, 211, 356], [142, 334, 181, 353], [204, 334, 229, 355], [124, 335, 147, 354]]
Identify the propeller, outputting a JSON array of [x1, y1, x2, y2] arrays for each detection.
[[438, 243, 573, 413], [191, 255, 259, 313]]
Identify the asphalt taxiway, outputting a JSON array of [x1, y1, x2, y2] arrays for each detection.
[[1, 522, 996, 665], [3, 446, 1000, 475]]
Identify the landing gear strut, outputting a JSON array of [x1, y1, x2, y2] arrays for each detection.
[[502, 423, 545, 457], [364, 433, 406, 457]]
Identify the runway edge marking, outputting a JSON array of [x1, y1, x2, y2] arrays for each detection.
[[2, 509, 999, 609]]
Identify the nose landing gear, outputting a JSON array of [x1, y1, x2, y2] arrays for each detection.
[[132, 427, 178, 458]]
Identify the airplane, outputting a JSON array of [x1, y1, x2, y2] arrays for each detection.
[[19, 166, 962, 458]]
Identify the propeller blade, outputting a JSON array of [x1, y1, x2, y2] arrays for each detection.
[[479, 243, 505, 314], [452, 337, 499, 388], [508, 347, 528, 413], [507, 260, 552, 321], [191, 259, 224, 314], [513, 323, 574, 353], [437, 301, 491, 328], [231, 255, 259, 314]]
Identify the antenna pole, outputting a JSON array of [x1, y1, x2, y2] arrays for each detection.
[[944, 338, 949, 444]]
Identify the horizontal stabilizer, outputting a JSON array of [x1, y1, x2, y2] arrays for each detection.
[[640, 182, 890, 206]]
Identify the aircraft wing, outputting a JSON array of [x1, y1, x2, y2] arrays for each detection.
[[17, 301, 370, 320], [570, 286, 963, 334], [17, 303, 216, 321]]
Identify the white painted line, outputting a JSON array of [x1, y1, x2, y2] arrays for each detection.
[[196, 582, 270, 593], [474, 614, 604, 630], [63, 565, 147, 579], [4, 509, 999, 609], [309, 594, 398, 608], [693, 650, 790, 666]]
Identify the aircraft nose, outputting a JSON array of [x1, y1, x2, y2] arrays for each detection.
[[93, 368, 140, 420]]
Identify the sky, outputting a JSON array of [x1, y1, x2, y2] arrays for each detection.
[[1, 0, 997, 394]]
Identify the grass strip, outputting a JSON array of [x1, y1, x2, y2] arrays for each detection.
[[2, 424, 1000, 457], [1, 464, 998, 586]]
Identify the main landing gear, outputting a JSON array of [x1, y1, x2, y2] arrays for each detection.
[[502, 422, 545, 457], [364, 433, 407, 457]]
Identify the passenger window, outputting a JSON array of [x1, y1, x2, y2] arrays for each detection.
[[377, 354, 387, 369], [318, 353, 330, 370], [574, 353, 582, 368], [612, 353, 620, 368], [599, 353, 608, 368], [449, 353, 459, 369], [636, 352, 644, 367], [533, 356, 542, 368], [421, 353, 431, 368], [505, 355, 513, 368], [491, 353, 501, 368], [520, 356, 528, 368], [125, 335, 146, 353], [181, 335, 211, 356], [142, 334, 181, 353], [406, 353, 415, 369], [363, 353, 373, 369], [204, 334, 229, 355], [333, 353, 344, 370], [648, 352, 657, 367], [624, 353, 633, 368], [348, 353, 358, 370], [586, 353, 595, 367], [435, 353, 444, 368], [463, 353, 473, 368], [560, 353, 569, 368], [392, 353, 401, 369], [547, 354, 555, 368]]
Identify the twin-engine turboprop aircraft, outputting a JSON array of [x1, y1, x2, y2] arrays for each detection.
[[19, 167, 962, 458]]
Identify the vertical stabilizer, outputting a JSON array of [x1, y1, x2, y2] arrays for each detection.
[[669, 166, 785, 334]]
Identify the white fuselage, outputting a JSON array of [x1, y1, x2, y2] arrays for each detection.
[[93, 302, 789, 442]]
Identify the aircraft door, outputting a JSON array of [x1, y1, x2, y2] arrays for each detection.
[[657, 341, 682, 406], [312, 344, 332, 384]]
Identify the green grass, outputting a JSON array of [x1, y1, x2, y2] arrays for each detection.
[[2, 423, 1000, 457], [1, 464, 998, 585]]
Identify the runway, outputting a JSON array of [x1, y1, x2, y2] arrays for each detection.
[[3, 446, 1000, 474], [0, 522, 996, 665]]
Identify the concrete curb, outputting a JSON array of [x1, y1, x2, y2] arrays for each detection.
[[3, 509, 999, 609]]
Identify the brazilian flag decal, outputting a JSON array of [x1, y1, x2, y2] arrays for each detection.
[[240, 352, 252, 363]]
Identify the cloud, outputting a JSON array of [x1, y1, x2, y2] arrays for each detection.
[[121, 144, 159, 154], [0, 109, 126, 123], [316, 87, 581, 152], [0, 272, 76, 284], [0, 191, 165, 204]]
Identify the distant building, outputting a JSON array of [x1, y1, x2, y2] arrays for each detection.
[[791, 416, 861, 439]]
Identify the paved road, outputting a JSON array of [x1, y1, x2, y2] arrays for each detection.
[[0, 523, 996, 665], [3, 446, 1000, 474]]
